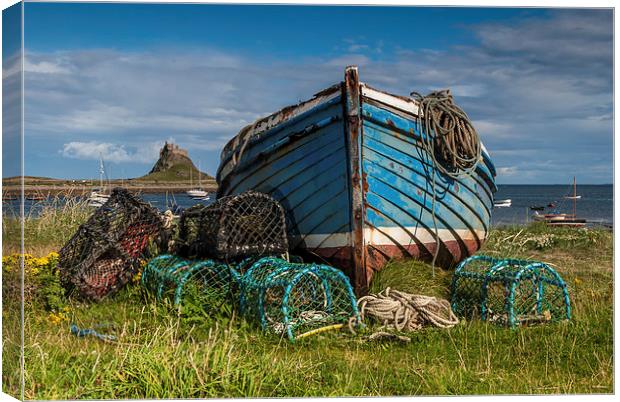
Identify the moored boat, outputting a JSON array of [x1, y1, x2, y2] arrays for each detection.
[[494, 199, 511, 208], [87, 155, 110, 207], [186, 161, 208, 198], [532, 211, 567, 222], [532, 177, 584, 226], [216, 66, 497, 294]]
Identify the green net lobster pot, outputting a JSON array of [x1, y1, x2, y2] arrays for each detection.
[[142, 254, 241, 309], [176, 191, 288, 261], [239, 257, 361, 341], [450, 255, 571, 327], [58, 188, 163, 301]]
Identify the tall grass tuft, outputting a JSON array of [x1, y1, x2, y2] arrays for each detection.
[[3, 193, 92, 255]]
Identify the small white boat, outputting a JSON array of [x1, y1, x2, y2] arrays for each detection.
[[88, 199, 107, 208], [187, 189, 208, 198], [532, 211, 567, 222], [186, 160, 208, 198], [494, 199, 511, 208], [564, 195, 581, 200], [87, 156, 110, 207]]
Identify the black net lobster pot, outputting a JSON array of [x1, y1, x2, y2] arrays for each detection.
[[58, 188, 163, 301], [177, 191, 288, 261]]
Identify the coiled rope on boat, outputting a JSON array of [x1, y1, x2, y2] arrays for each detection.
[[409, 89, 482, 270], [410, 89, 481, 176], [357, 287, 458, 332]]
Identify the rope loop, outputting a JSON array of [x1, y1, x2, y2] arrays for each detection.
[[358, 287, 458, 332]]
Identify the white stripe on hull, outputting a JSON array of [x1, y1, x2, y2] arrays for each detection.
[[362, 84, 493, 161], [361, 85, 420, 116], [298, 227, 487, 249]]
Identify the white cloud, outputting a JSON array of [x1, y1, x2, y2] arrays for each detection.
[[497, 166, 518, 176], [24, 60, 69, 74], [3, 51, 21, 79], [348, 44, 370, 52], [61, 140, 163, 164], [21, 9, 612, 183]]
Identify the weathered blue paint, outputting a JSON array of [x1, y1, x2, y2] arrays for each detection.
[[360, 95, 495, 271], [217, 68, 497, 294]]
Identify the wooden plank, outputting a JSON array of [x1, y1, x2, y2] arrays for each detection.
[[344, 66, 368, 295]]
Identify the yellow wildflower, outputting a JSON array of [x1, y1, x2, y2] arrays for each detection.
[[574, 277, 583, 286], [47, 312, 67, 325]]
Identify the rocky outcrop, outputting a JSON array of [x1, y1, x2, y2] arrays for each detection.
[[149, 142, 195, 174]]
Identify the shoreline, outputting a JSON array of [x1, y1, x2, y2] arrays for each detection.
[[2, 183, 219, 196]]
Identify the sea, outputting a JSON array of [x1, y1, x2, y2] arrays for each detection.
[[4, 185, 613, 227], [492, 184, 613, 227]]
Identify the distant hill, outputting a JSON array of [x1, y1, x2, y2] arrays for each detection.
[[137, 142, 214, 184], [2, 142, 217, 192]]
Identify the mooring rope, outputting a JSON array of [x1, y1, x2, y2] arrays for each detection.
[[409, 89, 482, 272], [357, 287, 458, 332], [70, 324, 117, 342]]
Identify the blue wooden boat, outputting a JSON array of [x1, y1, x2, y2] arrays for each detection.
[[217, 66, 497, 294]]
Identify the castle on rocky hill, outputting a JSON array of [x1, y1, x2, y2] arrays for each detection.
[[149, 141, 194, 174]]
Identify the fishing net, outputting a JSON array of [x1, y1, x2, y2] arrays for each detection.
[[239, 257, 361, 340], [175, 191, 288, 261], [450, 255, 571, 327], [142, 254, 241, 309], [58, 188, 163, 301]]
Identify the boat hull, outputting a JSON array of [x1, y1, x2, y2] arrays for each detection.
[[217, 67, 497, 294]]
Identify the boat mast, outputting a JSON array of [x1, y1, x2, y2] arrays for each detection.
[[573, 176, 577, 218], [99, 154, 104, 191], [198, 161, 201, 189]]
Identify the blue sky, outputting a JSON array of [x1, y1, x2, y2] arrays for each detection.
[[3, 4, 613, 183]]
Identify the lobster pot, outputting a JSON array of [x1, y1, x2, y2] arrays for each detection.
[[58, 188, 163, 301], [450, 255, 571, 327], [142, 254, 240, 308], [177, 191, 288, 261], [239, 257, 360, 341]]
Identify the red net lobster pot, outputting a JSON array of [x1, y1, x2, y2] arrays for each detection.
[[58, 188, 163, 301]]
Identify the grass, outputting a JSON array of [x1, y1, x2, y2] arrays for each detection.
[[2, 206, 613, 398]]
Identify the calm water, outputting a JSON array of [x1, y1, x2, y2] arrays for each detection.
[[2, 192, 216, 218], [4, 185, 613, 227], [492, 184, 613, 227]]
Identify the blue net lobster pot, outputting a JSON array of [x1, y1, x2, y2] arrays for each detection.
[[142, 254, 241, 309], [239, 257, 361, 340], [450, 255, 571, 327]]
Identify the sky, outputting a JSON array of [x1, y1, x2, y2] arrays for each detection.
[[2, 3, 613, 184]]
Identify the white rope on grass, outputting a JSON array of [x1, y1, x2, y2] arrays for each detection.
[[358, 287, 459, 332]]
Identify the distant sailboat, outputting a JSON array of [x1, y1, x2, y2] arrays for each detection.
[[533, 176, 585, 226], [88, 155, 111, 207], [186, 160, 208, 198]]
